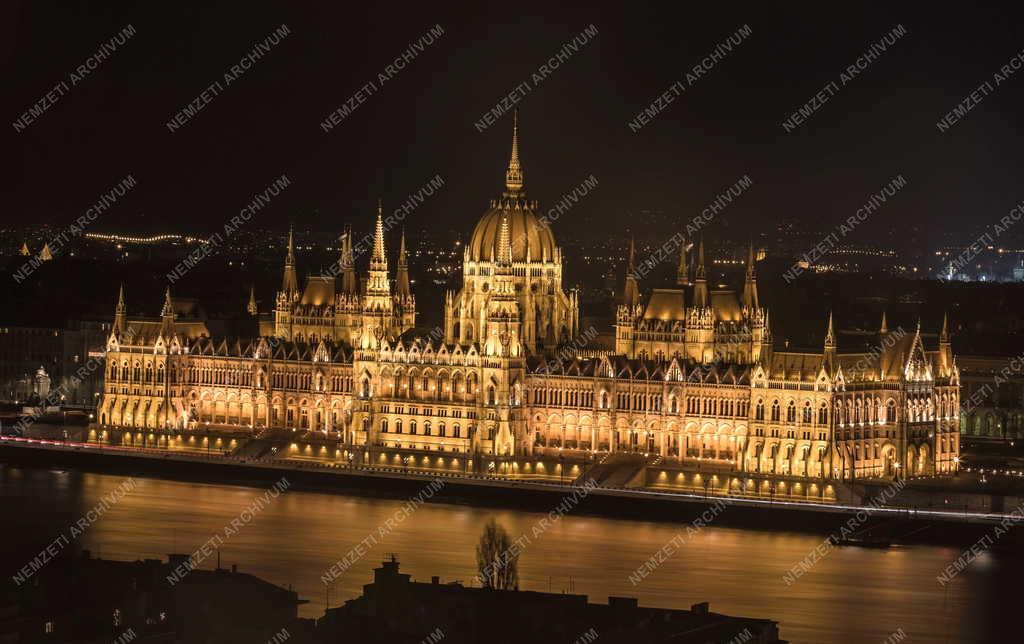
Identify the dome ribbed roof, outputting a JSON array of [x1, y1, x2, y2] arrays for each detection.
[[468, 200, 557, 263]]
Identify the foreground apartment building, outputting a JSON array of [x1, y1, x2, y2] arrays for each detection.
[[99, 115, 959, 480]]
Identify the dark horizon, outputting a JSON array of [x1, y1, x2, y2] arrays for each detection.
[[7, 1, 1024, 247]]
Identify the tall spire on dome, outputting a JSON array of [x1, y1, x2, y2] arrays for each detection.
[[281, 225, 298, 295], [505, 110, 524, 193], [371, 198, 387, 271]]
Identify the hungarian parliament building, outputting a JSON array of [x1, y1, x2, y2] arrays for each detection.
[[99, 115, 960, 481]]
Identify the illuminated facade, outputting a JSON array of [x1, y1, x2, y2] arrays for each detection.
[[98, 115, 959, 480]]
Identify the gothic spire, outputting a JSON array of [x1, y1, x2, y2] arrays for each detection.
[[365, 199, 391, 299], [114, 284, 126, 333], [676, 237, 688, 286], [496, 213, 513, 265], [161, 287, 174, 317], [880, 311, 888, 334], [371, 198, 387, 271], [692, 236, 709, 308], [247, 285, 258, 316], [695, 236, 707, 280], [281, 225, 298, 294], [160, 286, 175, 338], [742, 240, 758, 310], [940, 311, 950, 343], [340, 228, 358, 295], [396, 227, 412, 299], [623, 236, 640, 309], [825, 311, 835, 348], [505, 110, 524, 192]]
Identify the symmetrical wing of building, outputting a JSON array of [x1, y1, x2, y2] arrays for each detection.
[[100, 115, 959, 480]]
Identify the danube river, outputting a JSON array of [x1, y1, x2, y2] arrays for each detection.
[[1, 465, 1015, 644]]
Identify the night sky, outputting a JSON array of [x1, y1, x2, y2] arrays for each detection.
[[7, 1, 1024, 245]]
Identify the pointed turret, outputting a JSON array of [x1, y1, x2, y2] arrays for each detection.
[[880, 311, 889, 334], [19, 242, 30, 256], [247, 285, 258, 316], [823, 311, 836, 371], [396, 228, 412, 299], [939, 311, 952, 377], [160, 287, 175, 338], [676, 237, 688, 286], [340, 229, 358, 295], [692, 237, 709, 308], [364, 199, 391, 300], [113, 284, 126, 334], [496, 213, 512, 266], [505, 110, 524, 193], [38, 243, 53, 261], [371, 198, 387, 272], [622, 237, 641, 308], [742, 240, 759, 310], [281, 226, 299, 295]]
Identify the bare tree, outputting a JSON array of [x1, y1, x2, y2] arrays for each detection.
[[475, 517, 519, 590]]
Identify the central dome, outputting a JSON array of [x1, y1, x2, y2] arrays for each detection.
[[467, 111, 557, 264], [468, 201, 557, 263]]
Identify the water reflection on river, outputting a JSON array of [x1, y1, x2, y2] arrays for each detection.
[[0, 466, 1014, 643]]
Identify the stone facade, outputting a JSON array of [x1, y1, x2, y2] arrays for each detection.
[[98, 114, 959, 480]]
